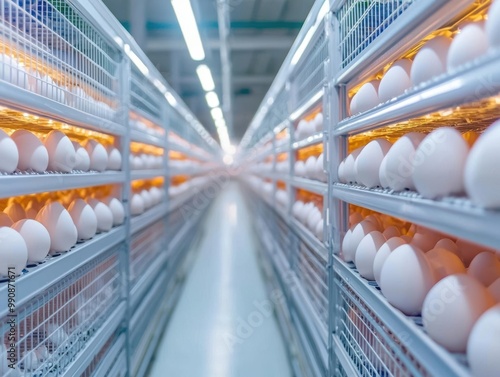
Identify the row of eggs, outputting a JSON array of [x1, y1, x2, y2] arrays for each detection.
[[338, 121, 500, 208], [0, 129, 121, 173], [296, 113, 323, 141], [350, 5, 500, 116], [130, 186, 165, 215], [0, 55, 114, 118], [295, 153, 326, 182], [292, 201, 324, 241], [129, 153, 163, 170], [168, 176, 212, 197], [0, 197, 125, 277], [131, 119, 165, 139], [169, 159, 203, 170]]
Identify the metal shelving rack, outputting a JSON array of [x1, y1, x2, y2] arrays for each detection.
[[0, 0, 219, 376], [240, 0, 499, 376]]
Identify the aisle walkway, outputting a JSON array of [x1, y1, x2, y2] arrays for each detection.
[[147, 182, 292, 377]]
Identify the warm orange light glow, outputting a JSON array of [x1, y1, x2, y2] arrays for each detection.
[[170, 176, 189, 187], [277, 180, 287, 190], [132, 177, 164, 192], [276, 152, 289, 162], [130, 141, 164, 156], [297, 144, 323, 161], [296, 190, 323, 209], [130, 112, 165, 136]]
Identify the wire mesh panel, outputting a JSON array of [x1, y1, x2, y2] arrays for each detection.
[[80, 332, 121, 377], [292, 23, 328, 109], [334, 271, 432, 377], [338, 0, 415, 69], [0, 0, 121, 121], [105, 351, 126, 377], [0, 246, 122, 376], [130, 66, 163, 127]]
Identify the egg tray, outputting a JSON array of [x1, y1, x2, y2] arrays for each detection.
[[334, 261, 469, 377]]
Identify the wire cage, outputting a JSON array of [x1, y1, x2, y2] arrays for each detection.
[[0, 246, 122, 376], [0, 0, 121, 121], [337, 0, 415, 69], [291, 21, 328, 110], [130, 65, 164, 128], [80, 333, 124, 377]]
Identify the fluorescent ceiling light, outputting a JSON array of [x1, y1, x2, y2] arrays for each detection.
[[291, 27, 315, 66], [196, 65, 215, 91], [165, 91, 177, 106], [171, 0, 205, 61], [153, 79, 166, 93], [215, 118, 226, 129], [124, 44, 149, 76], [317, 1, 329, 22], [211, 107, 223, 120], [205, 91, 220, 108]]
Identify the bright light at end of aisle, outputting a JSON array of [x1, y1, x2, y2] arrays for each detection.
[[171, 0, 205, 61], [196, 65, 215, 91], [205, 91, 220, 108]]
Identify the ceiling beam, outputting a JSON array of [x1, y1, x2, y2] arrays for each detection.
[[176, 75, 274, 85], [146, 35, 294, 52]]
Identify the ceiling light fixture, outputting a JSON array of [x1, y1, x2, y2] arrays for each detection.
[[215, 118, 226, 129], [211, 107, 223, 120], [196, 65, 216, 91], [171, 0, 206, 61], [205, 91, 220, 108]]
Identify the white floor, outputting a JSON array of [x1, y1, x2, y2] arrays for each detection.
[[146, 183, 292, 377]]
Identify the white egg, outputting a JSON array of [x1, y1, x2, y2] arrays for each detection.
[[292, 201, 305, 219], [338, 160, 347, 183], [11, 130, 49, 172], [305, 156, 317, 180], [344, 148, 362, 184], [0, 129, 19, 173], [411, 36, 452, 86], [84, 139, 108, 172], [382, 226, 400, 239], [12, 219, 50, 263], [0, 213, 13, 227], [295, 160, 307, 177], [88, 199, 113, 232], [314, 219, 324, 241], [130, 194, 145, 215], [104, 197, 125, 225], [412, 128, 469, 199], [315, 153, 325, 182], [141, 189, 153, 209], [300, 203, 314, 224], [378, 59, 413, 103], [21, 351, 39, 371], [355, 231, 386, 280], [467, 304, 500, 377], [381, 132, 426, 191], [34, 345, 49, 362], [134, 156, 144, 170], [457, 238, 488, 266], [448, 22, 489, 71], [354, 139, 392, 187], [296, 120, 307, 140], [45, 323, 68, 347], [380, 244, 436, 315], [465, 120, 500, 208], [149, 187, 162, 205], [4, 202, 26, 222], [72, 142, 91, 171], [422, 274, 495, 352], [468, 252, 500, 286], [373, 237, 406, 285], [427, 247, 466, 281], [36, 202, 77, 253], [342, 220, 379, 262], [0, 227, 28, 277], [44, 130, 76, 172], [68, 199, 98, 240], [314, 112, 324, 132], [351, 81, 380, 115], [107, 147, 122, 171], [487, 0, 500, 48]]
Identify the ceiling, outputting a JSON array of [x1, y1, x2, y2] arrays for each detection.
[[102, 0, 315, 143]]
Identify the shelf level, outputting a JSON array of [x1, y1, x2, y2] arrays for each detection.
[[131, 169, 166, 181], [130, 202, 169, 235], [290, 177, 328, 195], [292, 132, 324, 150]]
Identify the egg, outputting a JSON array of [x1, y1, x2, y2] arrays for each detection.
[[337, 160, 347, 183], [141, 189, 153, 209], [0, 129, 19, 173], [314, 112, 323, 132], [304, 121, 316, 137], [427, 248, 466, 281], [344, 148, 362, 184], [489, 278, 500, 302], [373, 237, 406, 285], [468, 252, 500, 286], [149, 187, 162, 205], [342, 220, 379, 262], [354, 139, 392, 187], [315, 219, 324, 241], [88, 199, 113, 232], [465, 120, 500, 208], [72, 142, 91, 171], [12, 219, 50, 263], [382, 225, 400, 239], [68, 199, 98, 240], [292, 201, 305, 218], [349, 212, 363, 226], [355, 231, 386, 280], [11, 130, 49, 172], [4, 202, 26, 222], [21, 351, 39, 371], [411, 232, 439, 252], [381, 132, 426, 191], [0, 213, 13, 227], [36, 202, 77, 253], [295, 160, 306, 177], [296, 120, 307, 140], [467, 304, 500, 377], [315, 153, 325, 182], [411, 36, 452, 86], [422, 274, 494, 352], [447, 22, 489, 71], [487, 0, 500, 48], [84, 139, 108, 172], [412, 128, 469, 199], [380, 244, 436, 315], [350, 80, 380, 115], [130, 194, 145, 215], [104, 197, 125, 225], [133, 156, 144, 170], [306, 207, 322, 231], [45, 323, 68, 348], [456, 238, 486, 266], [378, 59, 413, 103], [378, 153, 391, 188], [435, 238, 458, 253], [305, 156, 317, 179], [107, 147, 122, 171], [44, 130, 76, 173], [0, 227, 28, 277]]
